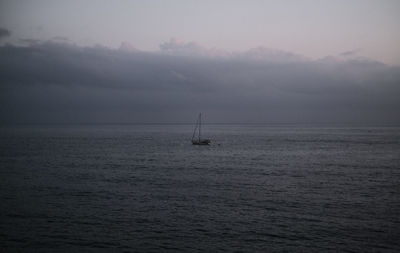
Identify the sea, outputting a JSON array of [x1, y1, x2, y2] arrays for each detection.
[[0, 124, 399, 252]]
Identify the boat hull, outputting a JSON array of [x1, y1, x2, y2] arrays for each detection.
[[192, 139, 211, 145]]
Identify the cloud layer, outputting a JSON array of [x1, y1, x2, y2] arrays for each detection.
[[0, 27, 11, 39], [0, 39, 399, 124]]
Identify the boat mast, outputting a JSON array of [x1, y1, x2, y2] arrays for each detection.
[[192, 115, 198, 141], [199, 113, 201, 142]]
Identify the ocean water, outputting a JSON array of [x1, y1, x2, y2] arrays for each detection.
[[0, 124, 399, 252]]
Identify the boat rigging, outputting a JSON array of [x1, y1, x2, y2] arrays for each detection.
[[191, 113, 211, 145]]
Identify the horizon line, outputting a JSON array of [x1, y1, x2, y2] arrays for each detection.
[[1, 122, 399, 127]]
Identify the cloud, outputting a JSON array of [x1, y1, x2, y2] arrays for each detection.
[[159, 38, 208, 56], [240, 47, 308, 62], [119, 41, 137, 52], [0, 40, 399, 124], [0, 27, 11, 39], [159, 38, 230, 58], [17, 38, 42, 46], [159, 38, 307, 62], [51, 36, 69, 42], [340, 49, 361, 57]]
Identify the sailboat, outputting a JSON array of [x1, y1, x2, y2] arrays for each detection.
[[191, 113, 211, 145]]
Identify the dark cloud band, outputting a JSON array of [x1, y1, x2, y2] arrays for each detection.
[[0, 27, 11, 38], [0, 41, 399, 124]]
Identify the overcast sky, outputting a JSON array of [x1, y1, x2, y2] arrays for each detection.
[[0, 1, 399, 125]]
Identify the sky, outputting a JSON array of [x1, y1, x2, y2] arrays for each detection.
[[1, 0, 400, 64], [0, 0, 399, 124]]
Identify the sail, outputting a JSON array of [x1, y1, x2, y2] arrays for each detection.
[[192, 113, 210, 145], [191, 114, 200, 142]]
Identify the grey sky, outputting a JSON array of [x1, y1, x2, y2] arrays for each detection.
[[1, 41, 399, 124], [1, 0, 400, 65], [1, 1, 399, 125]]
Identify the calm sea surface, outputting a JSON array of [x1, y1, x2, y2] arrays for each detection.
[[0, 124, 399, 252]]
